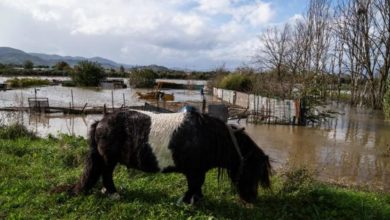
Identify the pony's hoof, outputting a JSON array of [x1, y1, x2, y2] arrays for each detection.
[[102, 188, 120, 200], [243, 203, 254, 209], [69, 184, 83, 196], [176, 195, 202, 206], [176, 196, 192, 206], [109, 193, 121, 200], [238, 199, 254, 209], [190, 195, 203, 205], [176, 196, 185, 206]]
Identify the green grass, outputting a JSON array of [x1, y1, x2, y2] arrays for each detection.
[[0, 131, 389, 219]]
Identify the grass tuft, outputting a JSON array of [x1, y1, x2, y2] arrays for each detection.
[[281, 167, 314, 193], [0, 123, 36, 139], [56, 134, 88, 168]]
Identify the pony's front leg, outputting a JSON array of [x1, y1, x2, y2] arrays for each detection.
[[181, 172, 205, 205]]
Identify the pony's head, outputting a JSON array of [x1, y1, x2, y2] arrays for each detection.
[[228, 125, 272, 203]]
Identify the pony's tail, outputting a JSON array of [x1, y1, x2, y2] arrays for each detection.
[[259, 155, 272, 188], [73, 121, 104, 194]]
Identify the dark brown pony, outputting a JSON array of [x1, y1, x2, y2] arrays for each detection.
[[73, 110, 271, 204]]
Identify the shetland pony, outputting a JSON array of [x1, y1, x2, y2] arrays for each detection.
[[73, 110, 271, 204]]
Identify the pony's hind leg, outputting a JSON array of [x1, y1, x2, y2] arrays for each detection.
[[181, 172, 205, 204], [101, 161, 118, 194], [73, 147, 104, 194]]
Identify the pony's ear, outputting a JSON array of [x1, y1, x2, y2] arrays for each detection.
[[235, 127, 245, 132], [229, 124, 245, 133]]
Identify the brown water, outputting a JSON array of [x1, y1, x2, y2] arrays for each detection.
[[237, 102, 390, 191]]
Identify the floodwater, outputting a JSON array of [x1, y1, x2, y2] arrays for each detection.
[[239, 102, 390, 191], [0, 76, 211, 137], [1, 77, 389, 191], [0, 76, 207, 108]]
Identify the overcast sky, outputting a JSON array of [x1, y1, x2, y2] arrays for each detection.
[[0, 0, 306, 70]]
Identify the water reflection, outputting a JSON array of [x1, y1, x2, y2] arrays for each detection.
[[27, 113, 98, 137], [0, 111, 101, 137], [0, 86, 208, 108], [237, 102, 390, 191]]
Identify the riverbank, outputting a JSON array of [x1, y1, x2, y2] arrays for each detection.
[[0, 127, 389, 219]]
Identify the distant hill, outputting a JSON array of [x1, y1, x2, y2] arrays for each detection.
[[0, 47, 197, 73], [131, 64, 171, 72], [0, 47, 131, 69], [0, 47, 47, 65]]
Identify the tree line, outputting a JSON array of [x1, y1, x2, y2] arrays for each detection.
[[0, 60, 213, 80], [255, 0, 390, 110]]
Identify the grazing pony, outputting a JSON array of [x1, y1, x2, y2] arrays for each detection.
[[73, 110, 271, 204]]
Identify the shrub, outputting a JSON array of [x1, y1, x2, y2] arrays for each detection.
[[5, 77, 50, 88], [129, 69, 157, 88], [54, 61, 70, 71], [218, 73, 252, 92], [0, 123, 36, 139], [71, 60, 106, 87], [61, 80, 76, 87], [250, 70, 296, 98], [23, 60, 34, 69]]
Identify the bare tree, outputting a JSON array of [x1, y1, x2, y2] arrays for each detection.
[[373, 0, 390, 108], [253, 0, 390, 110], [334, 1, 364, 105], [306, 0, 332, 74], [287, 20, 309, 76], [334, 0, 390, 109], [256, 23, 291, 78]]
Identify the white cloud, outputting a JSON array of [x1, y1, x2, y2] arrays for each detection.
[[288, 13, 304, 23], [31, 9, 60, 21], [244, 2, 274, 26], [197, 0, 232, 14], [0, 0, 279, 69], [197, 0, 274, 27]]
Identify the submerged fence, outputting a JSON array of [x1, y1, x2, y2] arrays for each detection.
[[213, 88, 301, 125]]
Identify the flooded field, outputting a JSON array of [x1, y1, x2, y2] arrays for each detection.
[[0, 77, 389, 191], [240, 103, 390, 191], [0, 76, 207, 108]]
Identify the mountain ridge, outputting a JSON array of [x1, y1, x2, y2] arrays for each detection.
[[0, 47, 131, 69]]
